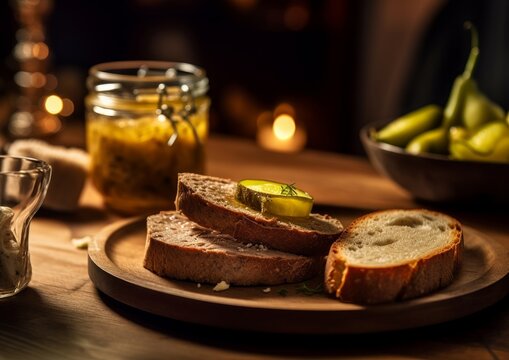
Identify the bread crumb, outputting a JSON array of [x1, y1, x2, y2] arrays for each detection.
[[262, 287, 271, 293], [255, 244, 268, 251], [242, 242, 267, 251], [71, 236, 92, 250], [213, 281, 230, 292]]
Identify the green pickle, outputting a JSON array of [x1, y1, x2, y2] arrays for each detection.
[[375, 105, 442, 147], [406, 128, 449, 155], [462, 81, 505, 130], [449, 126, 470, 142], [450, 122, 509, 162], [465, 122, 509, 154], [236, 179, 313, 217], [442, 28, 478, 129]]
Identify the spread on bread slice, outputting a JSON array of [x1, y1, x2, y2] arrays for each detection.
[[325, 209, 463, 304], [143, 211, 322, 286], [175, 173, 343, 256]]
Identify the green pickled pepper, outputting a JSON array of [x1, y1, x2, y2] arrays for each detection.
[[443, 22, 505, 130], [465, 122, 509, 154], [442, 22, 479, 129], [462, 82, 505, 129], [450, 136, 509, 163], [406, 23, 478, 155], [449, 126, 470, 142], [375, 105, 442, 147], [406, 127, 449, 155], [450, 122, 509, 163]]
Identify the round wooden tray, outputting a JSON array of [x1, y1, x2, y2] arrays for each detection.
[[88, 217, 509, 334]]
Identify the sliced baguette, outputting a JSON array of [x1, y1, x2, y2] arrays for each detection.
[[143, 211, 322, 286], [175, 173, 343, 256], [325, 209, 463, 304]]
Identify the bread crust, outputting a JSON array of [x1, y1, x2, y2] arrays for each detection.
[[143, 212, 322, 286], [325, 209, 463, 304], [175, 173, 343, 256]]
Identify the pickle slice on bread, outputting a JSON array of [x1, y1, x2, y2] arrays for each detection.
[[236, 179, 313, 217]]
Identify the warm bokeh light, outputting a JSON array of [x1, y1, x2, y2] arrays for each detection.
[[60, 98, 75, 116], [284, 3, 309, 31], [9, 112, 33, 137], [32, 42, 49, 60], [13, 41, 50, 61], [31, 72, 47, 88], [256, 111, 272, 128], [273, 114, 296, 141], [273, 103, 295, 118], [14, 41, 33, 60], [38, 114, 62, 134], [45, 74, 58, 91], [14, 71, 31, 87], [228, 0, 257, 11], [44, 95, 64, 114]]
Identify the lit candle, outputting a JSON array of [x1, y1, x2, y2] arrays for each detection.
[[257, 113, 307, 153]]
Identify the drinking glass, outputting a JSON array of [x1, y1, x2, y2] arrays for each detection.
[[0, 155, 51, 298]]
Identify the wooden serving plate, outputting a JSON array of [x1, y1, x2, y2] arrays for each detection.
[[88, 217, 509, 334]]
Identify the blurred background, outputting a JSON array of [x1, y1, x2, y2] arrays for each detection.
[[1, 0, 509, 154]]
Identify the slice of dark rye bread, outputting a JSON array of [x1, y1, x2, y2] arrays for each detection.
[[143, 212, 322, 286], [175, 173, 344, 256], [325, 209, 463, 304]]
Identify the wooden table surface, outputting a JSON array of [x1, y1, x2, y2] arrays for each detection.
[[2, 135, 509, 360]]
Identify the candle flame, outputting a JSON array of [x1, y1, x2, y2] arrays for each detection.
[[273, 114, 296, 141]]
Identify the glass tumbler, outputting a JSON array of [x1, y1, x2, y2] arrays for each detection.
[[0, 156, 51, 298]]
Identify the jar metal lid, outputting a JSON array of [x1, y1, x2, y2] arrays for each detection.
[[88, 60, 209, 99]]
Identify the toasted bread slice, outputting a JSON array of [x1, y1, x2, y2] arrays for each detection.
[[143, 211, 322, 286], [325, 209, 463, 304], [175, 173, 343, 256]]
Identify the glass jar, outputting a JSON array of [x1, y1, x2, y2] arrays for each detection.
[[85, 61, 209, 215]]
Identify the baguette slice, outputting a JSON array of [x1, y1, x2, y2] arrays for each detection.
[[175, 173, 343, 256], [143, 211, 322, 286], [325, 209, 463, 304]]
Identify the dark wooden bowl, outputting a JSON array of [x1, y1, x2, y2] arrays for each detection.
[[360, 124, 509, 204]]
